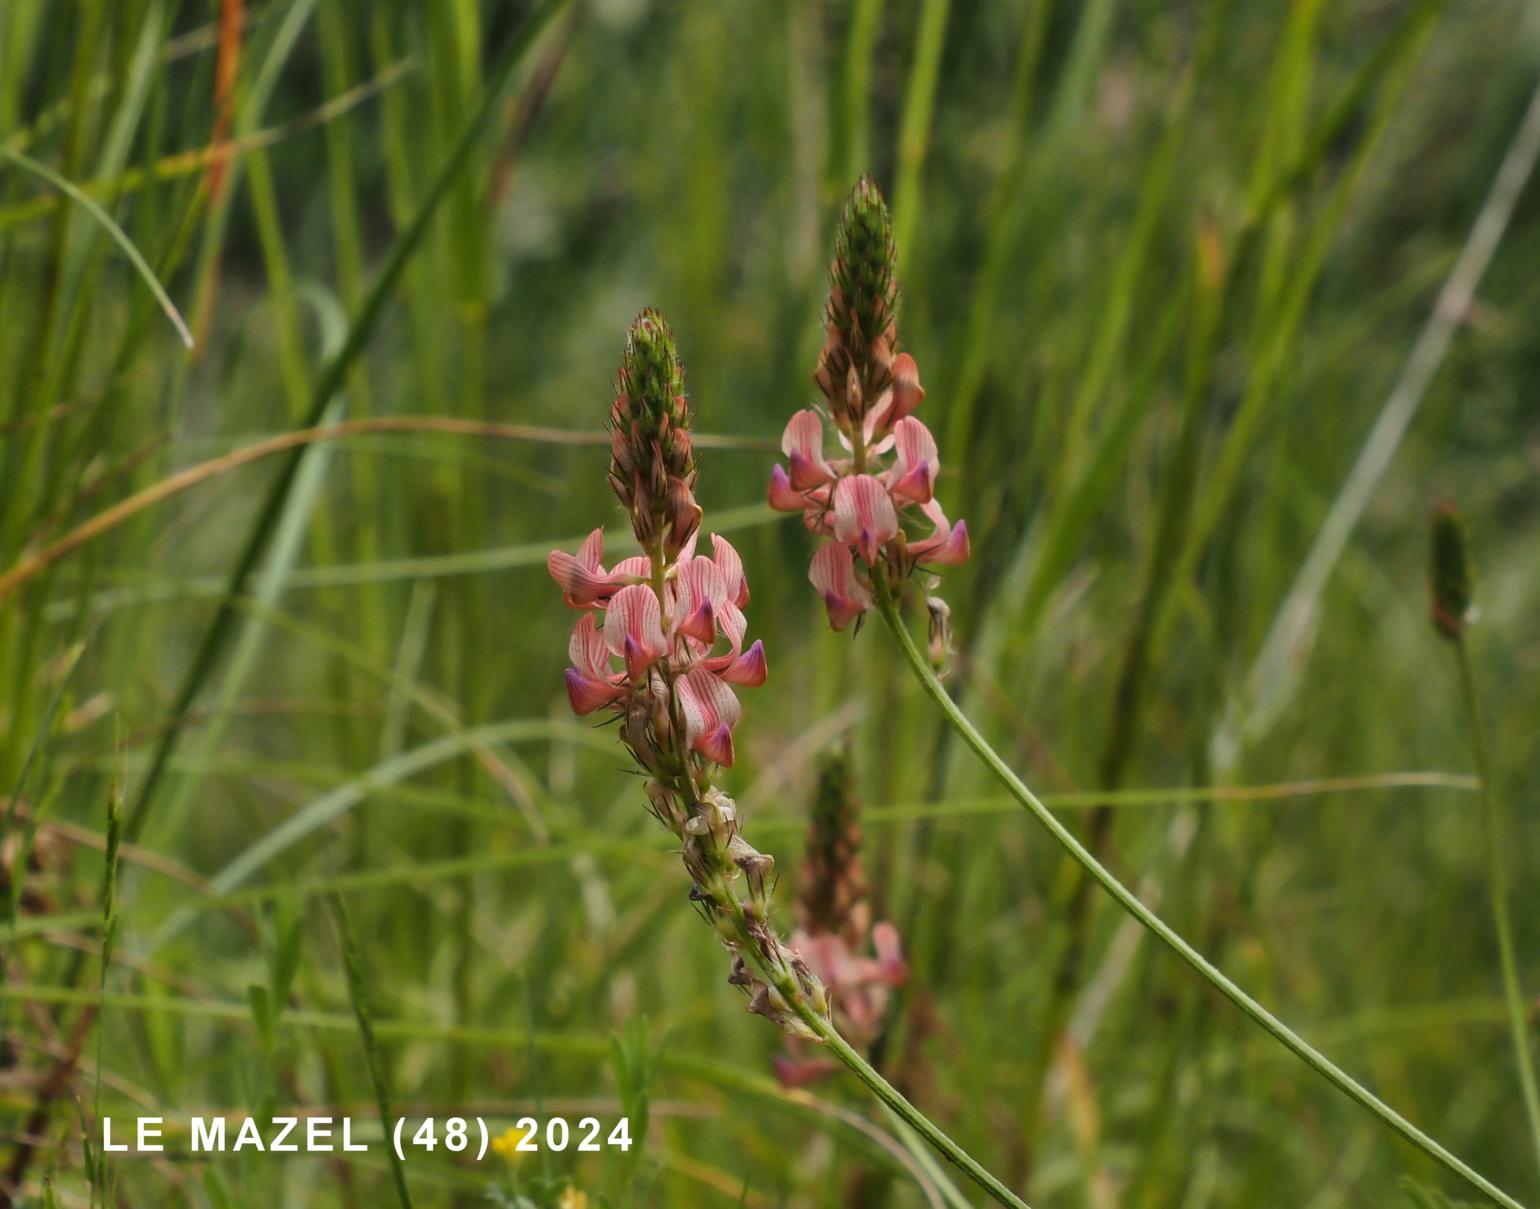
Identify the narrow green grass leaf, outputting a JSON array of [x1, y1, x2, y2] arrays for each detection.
[[0, 147, 193, 347]]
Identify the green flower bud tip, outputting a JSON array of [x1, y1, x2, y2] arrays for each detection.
[[815, 176, 899, 423], [1429, 498, 1473, 641], [609, 308, 700, 555]]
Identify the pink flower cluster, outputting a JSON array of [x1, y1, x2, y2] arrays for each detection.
[[548, 528, 765, 767], [768, 353, 969, 630]]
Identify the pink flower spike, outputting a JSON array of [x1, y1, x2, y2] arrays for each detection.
[[718, 638, 767, 686], [711, 534, 750, 607], [781, 409, 835, 490], [809, 542, 873, 631], [603, 584, 667, 680], [833, 475, 899, 565], [547, 527, 621, 607], [888, 416, 938, 504], [768, 464, 805, 512]]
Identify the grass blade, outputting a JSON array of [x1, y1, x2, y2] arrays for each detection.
[[0, 146, 193, 348]]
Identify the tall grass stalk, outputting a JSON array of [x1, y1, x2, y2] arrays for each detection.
[[334, 896, 415, 1209], [874, 580, 1527, 1209], [1451, 637, 1540, 1179]]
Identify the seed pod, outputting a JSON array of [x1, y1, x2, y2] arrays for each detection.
[[926, 594, 954, 672], [1429, 498, 1473, 641]]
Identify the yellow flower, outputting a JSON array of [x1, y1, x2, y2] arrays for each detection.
[[490, 1123, 535, 1165], [557, 1188, 588, 1209]]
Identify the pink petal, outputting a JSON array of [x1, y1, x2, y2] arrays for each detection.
[[676, 667, 742, 764], [697, 723, 735, 766], [717, 638, 766, 686], [890, 353, 925, 422], [910, 501, 970, 566], [888, 416, 938, 504], [871, 921, 908, 985], [711, 534, 750, 607], [547, 527, 619, 606], [772, 1055, 840, 1089], [568, 613, 609, 676], [781, 409, 834, 489], [832, 475, 899, 565], [575, 527, 604, 571], [611, 555, 653, 581], [769, 464, 805, 512], [666, 477, 702, 554], [716, 598, 746, 653], [603, 584, 666, 680], [809, 543, 873, 632], [564, 668, 622, 715], [675, 555, 726, 645]]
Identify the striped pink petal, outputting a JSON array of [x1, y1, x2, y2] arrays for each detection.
[[611, 555, 653, 580], [675, 555, 725, 645], [909, 499, 970, 566], [809, 542, 873, 631], [710, 534, 750, 607], [676, 667, 743, 765], [888, 416, 938, 503], [781, 409, 835, 490], [832, 475, 899, 564], [547, 527, 621, 607], [716, 638, 766, 686], [769, 464, 806, 512], [564, 668, 622, 715], [889, 353, 924, 422], [603, 584, 667, 680], [568, 613, 609, 676], [716, 599, 747, 652]]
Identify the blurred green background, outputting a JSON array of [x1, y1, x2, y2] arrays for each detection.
[[3, 0, 1539, 1205]]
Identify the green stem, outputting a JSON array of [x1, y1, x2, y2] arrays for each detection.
[[786, 994, 1031, 1209], [1454, 638, 1540, 1177], [874, 582, 1526, 1209]]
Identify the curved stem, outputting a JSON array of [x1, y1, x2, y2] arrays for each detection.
[[786, 995, 1032, 1209], [1455, 638, 1540, 1176], [874, 582, 1527, 1209]]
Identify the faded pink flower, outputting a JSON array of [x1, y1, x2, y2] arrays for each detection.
[[775, 922, 907, 1089]]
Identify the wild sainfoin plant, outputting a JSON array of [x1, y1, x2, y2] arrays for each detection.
[[547, 310, 829, 1039], [551, 312, 1032, 1209], [763, 178, 1528, 1209]]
